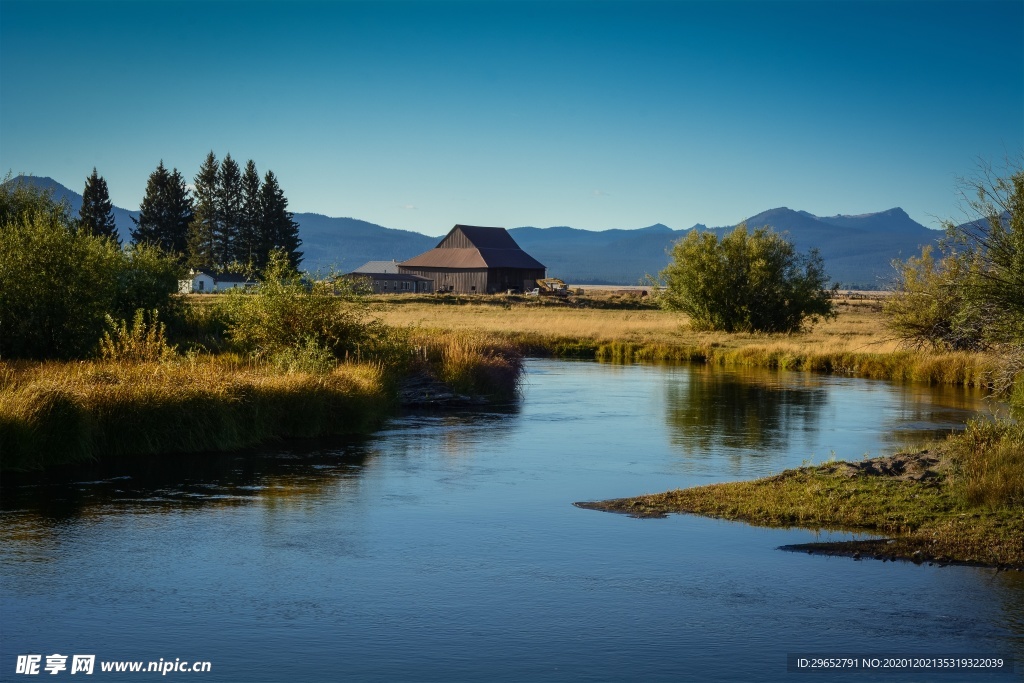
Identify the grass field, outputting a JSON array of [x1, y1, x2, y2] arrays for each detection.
[[372, 293, 995, 386]]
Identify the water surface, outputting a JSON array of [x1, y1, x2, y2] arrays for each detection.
[[2, 360, 1019, 681]]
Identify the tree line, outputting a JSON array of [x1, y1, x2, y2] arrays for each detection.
[[77, 151, 302, 273]]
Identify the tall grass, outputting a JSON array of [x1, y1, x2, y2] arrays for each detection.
[[410, 332, 523, 401], [377, 299, 998, 387], [0, 357, 391, 471], [948, 419, 1024, 509]]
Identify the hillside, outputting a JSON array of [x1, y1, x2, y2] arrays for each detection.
[[511, 209, 942, 288], [4, 176, 942, 287]]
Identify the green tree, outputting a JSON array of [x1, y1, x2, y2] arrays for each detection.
[[0, 173, 72, 227], [659, 223, 836, 333], [0, 180, 183, 359], [187, 151, 219, 269], [236, 159, 262, 270], [78, 167, 119, 243], [885, 160, 1024, 396], [131, 161, 193, 257], [882, 245, 987, 351], [258, 170, 302, 270], [216, 153, 242, 266]]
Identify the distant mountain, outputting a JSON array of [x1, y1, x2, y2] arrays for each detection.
[[1, 176, 437, 274], [4, 175, 139, 243], [6, 176, 942, 287], [512, 209, 942, 288], [295, 213, 437, 274]]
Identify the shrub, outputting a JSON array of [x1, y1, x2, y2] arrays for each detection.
[[98, 309, 177, 363], [0, 179, 184, 359], [885, 161, 1024, 397], [658, 223, 836, 333], [220, 249, 391, 364]]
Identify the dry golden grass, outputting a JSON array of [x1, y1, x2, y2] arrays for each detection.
[[0, 357, 391, 471], [376, 297, 894, 351], [374, 297, 995, 386]]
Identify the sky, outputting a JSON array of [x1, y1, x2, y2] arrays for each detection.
[[1, 0, 1022, 235]]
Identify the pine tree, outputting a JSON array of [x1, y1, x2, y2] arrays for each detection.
[[237, 160, 262, 270], [259, 170, 302, 270], [78, 167, 119, 243], [187, 152, 219, 270], [216, 153, 242, 267], [132, 161, 193, 257]]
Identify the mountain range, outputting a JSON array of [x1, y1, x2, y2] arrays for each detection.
[[9, 176, 943, 288]]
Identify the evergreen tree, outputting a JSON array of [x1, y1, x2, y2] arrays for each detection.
[[237, 159, 263, 270], [78, 167, 119, 243], [187, 152, 219, 270], [131, 161, 193, 257], [259, 170, 302, 270], [216, 153, 243, 266]]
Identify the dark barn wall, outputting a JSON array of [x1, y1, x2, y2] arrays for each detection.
[[488, 268, 546, 293], [399, 267, 488, 293], [397, 267, 545, 293]]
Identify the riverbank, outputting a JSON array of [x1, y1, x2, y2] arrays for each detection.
[[374, 294, 996, 387], [0, 333, 523, 472], [576, 420, 1024, 569]]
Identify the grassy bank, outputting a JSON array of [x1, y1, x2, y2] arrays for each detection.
[[375, 295, 996, 386], [0, 357, 393, 471], [0, 334, 526, 472], [577, 420, 1024, 569]]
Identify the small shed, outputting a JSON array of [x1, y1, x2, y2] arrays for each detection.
[[178, 269, 256, 294], [347, 261, 434, 294], [398, 225, 546, 294]]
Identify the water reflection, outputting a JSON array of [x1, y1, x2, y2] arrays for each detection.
[[664, 366, 828, 454], [1, 360, 1020, 681]]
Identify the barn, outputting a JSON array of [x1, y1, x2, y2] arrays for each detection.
[[347, 260, 434, 294], [398, 225, 546, 294]]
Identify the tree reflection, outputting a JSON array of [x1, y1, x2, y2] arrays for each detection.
[[664, 366, 829, 457]]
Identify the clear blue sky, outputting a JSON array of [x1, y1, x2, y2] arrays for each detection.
[[2, 0, 1021, 235]]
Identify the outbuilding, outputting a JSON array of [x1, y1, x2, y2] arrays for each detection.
[[398, 225, 546, 294], [347, 260, 434, 294], [178, 269, 256, 294]]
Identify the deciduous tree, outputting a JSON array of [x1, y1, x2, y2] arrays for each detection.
[[659, 223, 836, 333], [885, 159, 1024, 395]]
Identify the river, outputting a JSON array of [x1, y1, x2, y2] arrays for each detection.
[[1, 360, 1020, 681]]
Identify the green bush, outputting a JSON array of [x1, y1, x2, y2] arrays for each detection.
[[658, 223, 836, 333], [220, 249, 397, 365], [0, 179, 184, 359], [99, 309, 177, 363], [883, 245, 987, 351], [885, 162, 1024, 398]]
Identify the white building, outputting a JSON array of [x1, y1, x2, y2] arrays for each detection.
[[178, 269, 256, 294]]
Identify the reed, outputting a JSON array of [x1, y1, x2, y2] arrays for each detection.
[[410, 331, 523, 401], [0, 357, 391, 471], [948, 419, 1024, 510], [375, 298, 999, 387]]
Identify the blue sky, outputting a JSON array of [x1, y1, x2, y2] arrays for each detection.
[[1, 0, 1021, 235]]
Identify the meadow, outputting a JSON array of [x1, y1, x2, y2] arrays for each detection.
[[373, 292, 995, 386]]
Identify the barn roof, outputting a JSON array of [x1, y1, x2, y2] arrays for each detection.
[[351, 260, 400, 274], [347, 272, 432, 282], [399, 225, 545, 270]]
